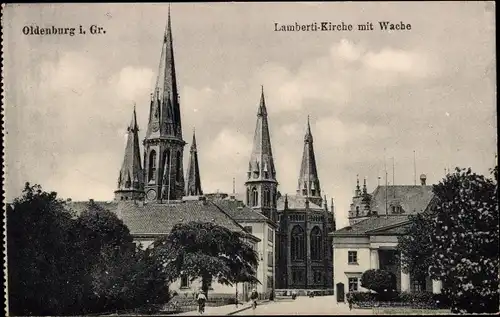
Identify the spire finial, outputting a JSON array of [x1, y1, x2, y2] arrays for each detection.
[[232, 177, 235, 195], [356, 174, 360, 189]]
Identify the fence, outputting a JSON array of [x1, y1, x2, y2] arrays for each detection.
[[275, 289, 335, 297]]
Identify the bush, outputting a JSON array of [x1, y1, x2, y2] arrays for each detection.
[[360, 269, 397, 300], [398, 291, 434, 305], [349, 291, 378, 303]]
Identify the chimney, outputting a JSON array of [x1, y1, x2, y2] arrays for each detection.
[[420, 174, 427, 186]]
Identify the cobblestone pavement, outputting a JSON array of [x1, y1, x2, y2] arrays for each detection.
[[233, 296, 373, 315]]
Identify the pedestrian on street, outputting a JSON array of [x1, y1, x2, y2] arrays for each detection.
[[197, 288, 207, 315], [346, 293, 353, 311], [250, 288, 259, 310]]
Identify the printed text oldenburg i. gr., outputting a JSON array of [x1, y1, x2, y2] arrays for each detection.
[[22, 25, 107, 36]]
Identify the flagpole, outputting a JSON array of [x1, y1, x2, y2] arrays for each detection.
[[384, 148, 388, 218]]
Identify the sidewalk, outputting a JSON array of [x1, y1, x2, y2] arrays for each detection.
[[174, 300, 271, 316]]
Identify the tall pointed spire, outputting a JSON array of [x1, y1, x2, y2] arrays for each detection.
[[245, 87, 278, 222], [115, 107, 144, 201], [143, 6, 186, 202], [185, 129, 203, 196], [147, 4, 182, 139], [297, 116, 322, 206], [247, 86, 276, 182]]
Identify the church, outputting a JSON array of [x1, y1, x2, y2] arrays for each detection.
[[69, 7, 335, 298]]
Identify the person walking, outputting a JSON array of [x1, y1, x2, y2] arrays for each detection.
[[197, 289, 207, 315], [346, 292, 353, 311], [250, 288, 259, 310]]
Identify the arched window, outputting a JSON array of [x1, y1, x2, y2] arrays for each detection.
[[355, 206, 360, 216], [148, 150, 157, 182], [310, 226, 323, 261], [252, 188, 258, 207], [291, 225, 305, 261], [263, 189, 270, 207], [246, 188, 251, 206], [176, 151, 182, 182]]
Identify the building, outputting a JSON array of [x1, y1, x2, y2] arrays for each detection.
[[331, 174, 443, 301]]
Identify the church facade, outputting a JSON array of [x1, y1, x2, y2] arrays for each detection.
[[242, 87, 335, 291]]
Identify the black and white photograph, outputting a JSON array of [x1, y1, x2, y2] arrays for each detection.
[[2, 2, 498, 316]]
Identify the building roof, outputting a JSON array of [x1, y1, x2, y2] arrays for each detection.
[[66, 200, 260, 242], [214, 199, 276, 225], [333, 215, 409, 236], [370, 185, 434, 215], [276, 194, 322, 211]]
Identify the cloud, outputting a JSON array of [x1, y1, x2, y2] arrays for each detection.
[[109, 66, 155, 102]]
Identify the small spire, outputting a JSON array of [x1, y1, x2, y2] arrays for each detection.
[[232, 177, 235, 195], [324, 195, 328, 211], [284, 194, 289, 210], [185, 129, 203, 196], [363, 177, 367, 194], [356, 174, 360, 190]]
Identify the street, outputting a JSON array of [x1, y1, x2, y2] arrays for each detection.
[[233, 296, 372, 315]]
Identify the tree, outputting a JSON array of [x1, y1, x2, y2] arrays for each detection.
[[397, 212, 434, 283], [7, 183, 172, 315], [152, 221, 260, 296], [7, 183, 84, 315], [360, 269, 397, 300], [76, 202, 171, 314], [427, 167, 499, 313]]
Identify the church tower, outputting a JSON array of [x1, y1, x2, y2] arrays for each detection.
[[245, 87, 278, 222], [185, 130, 203, 196], [115, 107, 145, 201], [143, 7, 186, 202], [297, 116, 322, 206]]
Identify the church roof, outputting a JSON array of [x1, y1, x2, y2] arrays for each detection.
[[214, 199, 274, 224], [333, 215, 409, 236], [67, 200, 260, 242], [370, 185, 434, 215], [276, 194, 322, 211]]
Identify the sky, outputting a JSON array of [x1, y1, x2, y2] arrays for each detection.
[[4, 2, 497, 229]]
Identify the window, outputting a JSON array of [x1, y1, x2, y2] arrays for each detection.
[[292, 270, 304, 284], [263, 189, 270, 207], [252, 188, 258, 207], [267, 251, 273, 267], [314, 271, 323, 284], [412, 278, 426, 292], [348, 251, 358, 264], [291, 225, 305, 261], [355, 206, 360, 216], [148, 150, 157, 182], [180, 275, 189, 288], [244, 226, 253, 234], [310, 226, 323, 261], [348, 277, 359, 291], [176, 151, 182, 182], [246, 188, 250, 206], [273, 192, 277, 207], [268, 228, 274, 243]]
